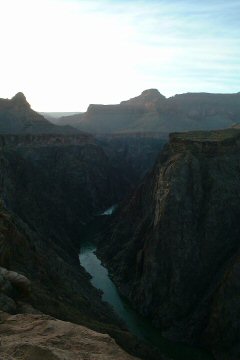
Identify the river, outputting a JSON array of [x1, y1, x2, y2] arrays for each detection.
[[79, 207, 214, 360]]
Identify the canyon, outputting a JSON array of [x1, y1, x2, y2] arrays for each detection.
[[0, 91, 240, 359], [0, 93, 168, 360]]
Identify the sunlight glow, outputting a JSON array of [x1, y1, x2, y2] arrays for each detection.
[[0, 0, 239, 110]]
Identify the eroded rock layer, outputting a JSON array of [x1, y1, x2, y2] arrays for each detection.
[[57, 90, 240, 133]]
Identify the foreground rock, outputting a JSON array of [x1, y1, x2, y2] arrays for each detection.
[[0, 313, 139, 360], [98, 129, 240, 359], [0, 266, 31, 313]]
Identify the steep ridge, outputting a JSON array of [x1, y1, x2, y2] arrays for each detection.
[[120, 89, 166, 108], [98, 129, 240, 359], [56, 89, 165, 133], [56, 90, 240, 133], [0, 93, 78, 134]]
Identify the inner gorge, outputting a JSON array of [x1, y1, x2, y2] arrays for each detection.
[[79, 207, 214, 360]]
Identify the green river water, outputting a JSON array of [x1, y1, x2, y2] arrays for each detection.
[[79, 208, 214, 360]]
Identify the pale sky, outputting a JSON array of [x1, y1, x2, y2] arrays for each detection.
[[0, 0, 239, 111]]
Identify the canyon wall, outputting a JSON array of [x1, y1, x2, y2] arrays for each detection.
[[98, 129, 240, 360]]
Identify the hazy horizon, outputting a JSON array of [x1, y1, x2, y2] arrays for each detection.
[[39, 88, 240, 113], [1, 0, 239, 111]]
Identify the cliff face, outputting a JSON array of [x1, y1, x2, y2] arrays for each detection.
[[56, 90, 240, 133], [96, 133, 167, 186], [0, 93, 78, 134], [98, 129, 240, 359], [0, 134, 133, 247]]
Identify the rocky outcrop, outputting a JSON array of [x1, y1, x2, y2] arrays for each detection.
[[0, 267, 31, 314], [0, 93, 78, 134], [0, 267, 31, 296], [0, 313, 139, 360], [120, 89, 166, 110], [56, 90, 240, 133], [98, 129, 240, 359]]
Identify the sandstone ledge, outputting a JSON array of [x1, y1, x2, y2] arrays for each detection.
[[169, 129, 240, 155], [0, 313, 139, 360]]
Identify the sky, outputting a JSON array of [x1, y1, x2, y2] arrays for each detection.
[[0, 0, 239, 111]]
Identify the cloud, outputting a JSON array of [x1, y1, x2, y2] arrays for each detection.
[[0, 0, 239, 110]]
